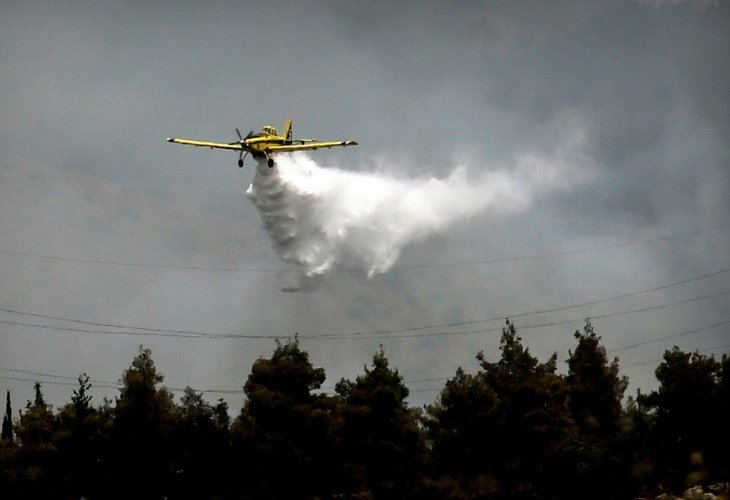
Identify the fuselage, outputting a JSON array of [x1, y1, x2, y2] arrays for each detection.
[[242, 126, 289, 158]]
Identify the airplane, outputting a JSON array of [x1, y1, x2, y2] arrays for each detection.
[[166, 119, 358, 168]]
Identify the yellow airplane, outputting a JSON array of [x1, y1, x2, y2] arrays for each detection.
[[167, 119, 358, 168]]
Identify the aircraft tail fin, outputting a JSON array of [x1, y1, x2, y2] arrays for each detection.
[[283, 119, 292, 142]]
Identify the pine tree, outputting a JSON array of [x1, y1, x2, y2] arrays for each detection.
[[427, 320, 576, 498], [237, 339, 340, 498], [641, 347, 724, 492], [70, 373, 92, 420], [56, 373, 104, 499], [17, 382, 56, 447], [14, 382, 59, 497], [566, 321, 627, 438], [477, 320, 575, 498], [425, 368, 501, 497], [110, 346, 177, 499], [336, 347, 425, 497], [171, 387, 231, 499], [561, 321, 631, 498]]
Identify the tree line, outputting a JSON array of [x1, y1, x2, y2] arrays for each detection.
[[1, 320, 728, 499]]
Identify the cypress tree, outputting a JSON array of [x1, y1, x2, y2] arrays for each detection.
[[1, 390, 12, 443]]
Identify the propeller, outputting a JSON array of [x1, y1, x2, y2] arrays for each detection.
[[237, 128, 254, 141], [235, 129, 254, 168]]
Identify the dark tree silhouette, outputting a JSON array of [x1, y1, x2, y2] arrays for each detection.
[[235, 338, 341, 498], [109, 347, 177, 499], [55, 374, 106, 499], [336, 347, 425, 497], [478, 321, 576, 498], [1, 328, 727, 498], [425, 367, 502, 497], [718, 354, 730, 480], [168, 387, 232, 499], [427, 320, 576, 499], [0, 390, 14, 498], [12, 383, 60, 498], [2, 390, 12, 443], [561, 321, 632, 498], [641, 347, 727, 493], [567, 321, 627, 438]]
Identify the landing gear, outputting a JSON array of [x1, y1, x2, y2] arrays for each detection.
[[237, 150, 249, 168], [267, 158, 275, 168]]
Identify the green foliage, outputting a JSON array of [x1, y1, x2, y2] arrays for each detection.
[[336, 347, 426, 497], [70, 373, 92, 419], [109, 346, 178, 499], [55, 374, 109, 499], [9, 383, 61, 498], [427, 320, 577, 499], [171, 387, 232, 499], [237, 338, 340, 498], [567, 321, 628, 439], [639, 346, 728, 493], [425, 367, 501, 496], [561, 321, 633, 498], [243, 338, 326, 417], [0, 326, 728, 499]]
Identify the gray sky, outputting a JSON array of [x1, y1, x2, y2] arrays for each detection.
[[1, 0, 728, 413]]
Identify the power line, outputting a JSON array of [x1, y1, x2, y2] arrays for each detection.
[[0, 248, 283, 274], [2, 288, 728, 343], [624, 343, 730, 369], [389, 226, 728, 270], [3, 326, 727, 400], [0, 225, 725, 274], [609, 319, 730, 354], [322, 290, 730, 341], [302, 269, 730, 339], [0, 319, 283, 340], [0, 306, 285, 339], [2, 267, 728, 340], [0, 368, 123, 393], [0, 368, 239, 395], [1, 231, 726, 340]]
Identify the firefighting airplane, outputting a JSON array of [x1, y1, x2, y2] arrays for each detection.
[[166, 119, 358, 168]]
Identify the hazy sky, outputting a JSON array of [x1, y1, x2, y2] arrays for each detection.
[[1, 0, 728, 413]]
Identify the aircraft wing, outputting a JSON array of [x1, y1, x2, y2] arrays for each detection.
[[266, 140, 358, 153], [166, 138, 243, 151]]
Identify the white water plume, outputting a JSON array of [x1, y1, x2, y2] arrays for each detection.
[[246, 153, 576, 291]]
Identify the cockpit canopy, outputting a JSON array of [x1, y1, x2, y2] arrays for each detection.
[[261, 125, 278, 136]]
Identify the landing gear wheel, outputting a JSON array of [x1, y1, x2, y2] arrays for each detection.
[[238, 159, 244, 168], [267, 158, 275, 168]]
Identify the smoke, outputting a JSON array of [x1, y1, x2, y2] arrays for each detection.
[[246, 153, 576, 291]]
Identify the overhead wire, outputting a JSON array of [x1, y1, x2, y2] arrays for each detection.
[[0, 319, 283, 340], [3, 321, 728, 398], [0, 368, 241, 395], [1, 229, 727, 397], [344, 290, 730, 341], [2, 267, 728, 341], [0, 248, 283, 274], [304, 269, 730, 339], [624, 343, 730, 369], [608, 319, 730, 354], [0, 225, 725, 274], [1, 288, 728, 342]]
